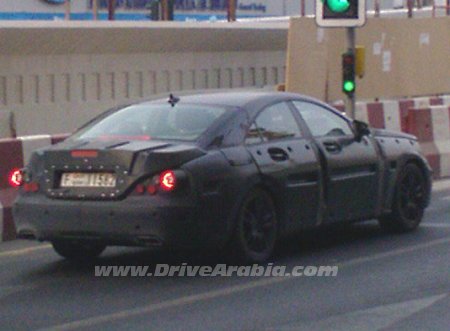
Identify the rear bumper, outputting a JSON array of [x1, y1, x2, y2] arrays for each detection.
[[13, 194, 210, 249]]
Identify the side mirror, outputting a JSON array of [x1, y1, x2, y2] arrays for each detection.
[[353, 120, 370, 141]]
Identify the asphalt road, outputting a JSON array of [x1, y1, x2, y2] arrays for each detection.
[[1, 179, 450, 331]]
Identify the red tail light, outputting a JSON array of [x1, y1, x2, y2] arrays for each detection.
[[134, 170, 178, 196], [71, 150, 98, 158], [147, 184, 158, 195], [8, 169, 23, 187], [159, 170, 176, 192], [24, 182, 40, 193], [135, 184, 146, 195], [134, 183, 157, 195]]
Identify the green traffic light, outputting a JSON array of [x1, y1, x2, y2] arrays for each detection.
[[326, 0, 351, 13], [343, 80, 355, 93]]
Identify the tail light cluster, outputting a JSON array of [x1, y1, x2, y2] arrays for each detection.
[[8, 168, 40, 192], [134, 170, 179, 196], [8, 169, 23, 187]]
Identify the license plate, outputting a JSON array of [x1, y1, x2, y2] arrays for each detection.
[[60, 173, 117, 188]]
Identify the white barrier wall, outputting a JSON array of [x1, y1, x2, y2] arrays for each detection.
[[0, 21, 288, 137]]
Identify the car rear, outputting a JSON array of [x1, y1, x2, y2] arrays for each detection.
[[13, 100, 229, 249]]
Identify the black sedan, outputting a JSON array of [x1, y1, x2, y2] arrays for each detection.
[[13, 92, 432, 263]]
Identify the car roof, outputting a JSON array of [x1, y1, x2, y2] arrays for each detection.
[[145, 91, 323, 109]]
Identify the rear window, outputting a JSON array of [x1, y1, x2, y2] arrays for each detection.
[[71, 103, 227, 142]]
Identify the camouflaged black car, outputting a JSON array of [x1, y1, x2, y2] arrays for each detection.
[[13, 92, 432, 262]]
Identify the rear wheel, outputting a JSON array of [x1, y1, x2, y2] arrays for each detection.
[[230, 188, 278, 264], [379, 163, 426, 232], [51, 240, 106, 261]]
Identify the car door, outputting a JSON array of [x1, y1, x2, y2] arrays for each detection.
[[291, 100, 381, 223], [245, 101, 322, 230]]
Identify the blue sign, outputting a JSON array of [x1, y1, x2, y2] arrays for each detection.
[[42, 0, 65, 4]]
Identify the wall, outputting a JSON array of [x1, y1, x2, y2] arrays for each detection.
[[0, 20, 288, 137], [286, 17, 450, 102]]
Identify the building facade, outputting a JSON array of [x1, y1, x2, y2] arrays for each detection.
[[0, 0, 435, 21]]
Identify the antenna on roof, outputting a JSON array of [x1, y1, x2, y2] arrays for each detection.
[[168, 94, 180, 107]]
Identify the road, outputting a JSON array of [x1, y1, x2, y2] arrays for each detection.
[[1, 179, 450, 331]]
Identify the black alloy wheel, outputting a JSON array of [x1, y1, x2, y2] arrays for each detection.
[[379, 163, 426, 232], [231, 188, 278, 263]]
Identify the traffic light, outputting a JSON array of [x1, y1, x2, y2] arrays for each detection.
[[342, 51, 356, 96], [316, 0, 366, 27]]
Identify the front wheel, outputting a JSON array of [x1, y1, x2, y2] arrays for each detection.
[[379, 163, 427, 232], [229, 188, 278, 264], [51, 240, 106, 261]]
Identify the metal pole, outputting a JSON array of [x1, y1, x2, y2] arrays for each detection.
[[346, 27, 356, 120], [374, 0, 380, 17], [108, 0, 116, 21], [407, 0, 414, 18], [65, 0, 71, 20], [161, 0, 168, 20], [92, 0, 98, 20], [300, 0, 306, 17], [447, 0, 450, 16], [228, 0, 236, 22]]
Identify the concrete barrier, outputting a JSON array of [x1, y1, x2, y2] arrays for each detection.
[[0, 134, 66, 241], [334, 95, 450, 179], [405, 106, 450, 179], [354, 95, 450, 132]]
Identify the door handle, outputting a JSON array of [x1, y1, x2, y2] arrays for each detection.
[[268, 147, 289, 162], [323, 141, 341, 153]]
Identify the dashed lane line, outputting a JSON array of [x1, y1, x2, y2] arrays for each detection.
[[0, 244, 52, 258]]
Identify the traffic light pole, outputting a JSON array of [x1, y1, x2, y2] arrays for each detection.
[[346, 27, 356, 119]]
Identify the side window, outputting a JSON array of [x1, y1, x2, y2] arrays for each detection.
[[245, 102, 302, 144], [292, 101, 353, 137]]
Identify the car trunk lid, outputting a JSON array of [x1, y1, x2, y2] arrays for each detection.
[[40, 139, 205, 200]]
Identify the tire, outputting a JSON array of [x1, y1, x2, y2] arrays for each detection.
[[229, 188, 278, 264], [51, 240, 106, 261], [379, 163, 427, 233]]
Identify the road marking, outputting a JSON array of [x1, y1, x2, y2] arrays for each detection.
[[269, 293, 448, 331], [432, 179, 450, 192], [422, 223, 450, 228], [0, 244, 52, 258], [0, 285, 34, 300], [40, 236, 450, 331]]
